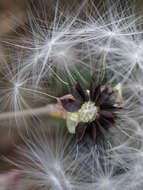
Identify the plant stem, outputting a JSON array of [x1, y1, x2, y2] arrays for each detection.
[[0, 104, 63, 120]]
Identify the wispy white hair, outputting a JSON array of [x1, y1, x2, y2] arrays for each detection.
[[1, 0, 143, 189], [2, 0, 141, 87], [6, 125, 96, 190]]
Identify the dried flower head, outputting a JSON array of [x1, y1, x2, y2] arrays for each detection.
[[60, 82, 122, 144]]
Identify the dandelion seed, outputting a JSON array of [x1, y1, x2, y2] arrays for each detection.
[[6, 125, 93, 190]]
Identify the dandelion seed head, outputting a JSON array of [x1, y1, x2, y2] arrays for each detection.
[[2, 0, 143, 189]]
